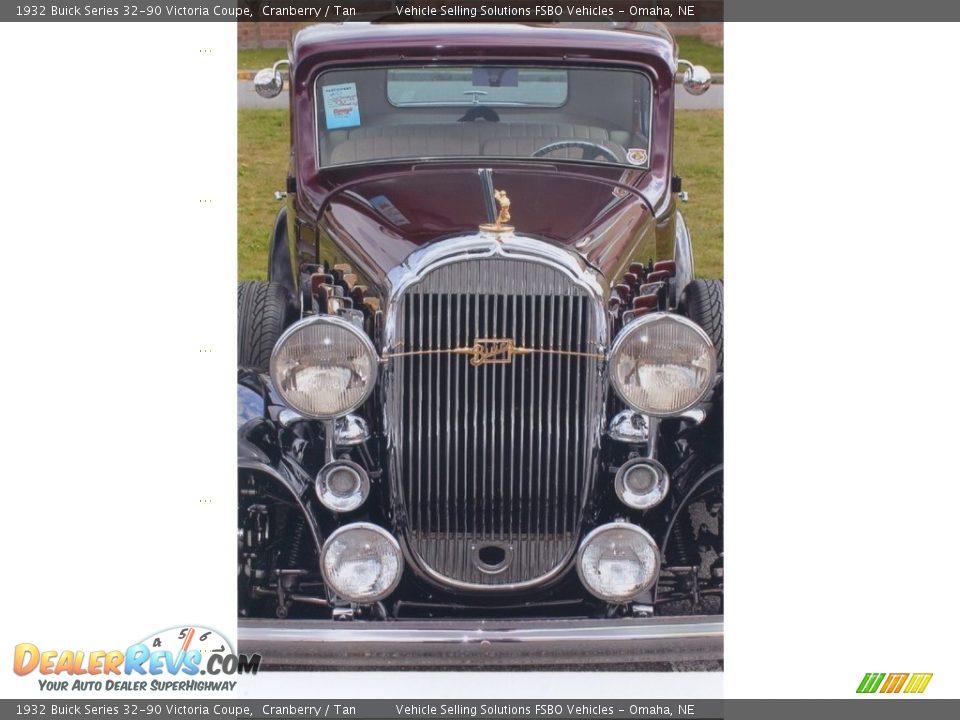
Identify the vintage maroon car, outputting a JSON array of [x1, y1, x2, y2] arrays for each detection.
[[237, 22, 722, 667]]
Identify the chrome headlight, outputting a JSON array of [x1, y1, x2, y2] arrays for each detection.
[[615, 458, 669, 510], [315, 461, 370, 513], [577, 522, 660, 602], [609, 313, 716, 417], [320, 523, 403, 603], [269, 316, 378, 419]]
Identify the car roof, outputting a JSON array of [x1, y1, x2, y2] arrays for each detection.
[[292, 22, 677, 69]]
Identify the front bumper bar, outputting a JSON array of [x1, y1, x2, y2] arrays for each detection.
[[239, 616, 722, 668]]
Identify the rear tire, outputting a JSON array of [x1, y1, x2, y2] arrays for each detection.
[[238, 281, 293, 371], [680, 279, 723, 372]]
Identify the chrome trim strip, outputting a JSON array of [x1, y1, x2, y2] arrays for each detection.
[[239, 616, 723, 667], [381, 345, 604, 362], [673, 211, 695, 305]]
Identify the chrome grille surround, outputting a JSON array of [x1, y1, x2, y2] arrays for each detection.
[[383, 233, 608, 592]]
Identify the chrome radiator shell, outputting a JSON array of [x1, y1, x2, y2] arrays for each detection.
[[382, 234, 608, 592]]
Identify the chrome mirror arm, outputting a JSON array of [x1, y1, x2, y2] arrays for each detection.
[[676, 59, 712, 96], [254, 59, 290, 99]]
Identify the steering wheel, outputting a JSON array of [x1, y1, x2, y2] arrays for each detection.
[[532, 140, 620, 163]]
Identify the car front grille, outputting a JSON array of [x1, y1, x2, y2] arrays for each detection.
[[385, 256, 605, 589]]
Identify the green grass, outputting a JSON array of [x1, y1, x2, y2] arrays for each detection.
[[674, 110, 723, 279], [239, 48, 289, 71], [238, 109, 722, 281], [238, 109, 289, 281], [676, 36, 724, 73]]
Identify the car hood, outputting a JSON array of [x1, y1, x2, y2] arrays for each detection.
[[315, 163, 660, 291]]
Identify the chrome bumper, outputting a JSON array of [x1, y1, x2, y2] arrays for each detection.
[[238, 616, 723, 668]]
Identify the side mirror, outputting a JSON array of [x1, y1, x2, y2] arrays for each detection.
[[254, 61, 288, 99], [677, 59, 712, 96]]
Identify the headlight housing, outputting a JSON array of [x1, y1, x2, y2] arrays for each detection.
[[320, 523, 403, 603], [615, 458, 670, 510], [609, 313, 716, 417], [269, 315, 378, 419], [577, 522, 660, 602], [315, 461, 370, 513]]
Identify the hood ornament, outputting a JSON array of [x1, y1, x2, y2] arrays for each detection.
[[479, 189, 513, 235]]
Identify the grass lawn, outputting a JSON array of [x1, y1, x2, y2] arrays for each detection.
[[675, 36, 724, 73], [674, 110, 723, 279], [238, 48, 288, 71], [238, 109, 289, 281], [238, 109, 722, 280]]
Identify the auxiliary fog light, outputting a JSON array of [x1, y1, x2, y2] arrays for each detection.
[[615, 458, 669, 510], [320, 523, 403, 603], [315, 461, 370, 513], [577, 523, 661, 603]]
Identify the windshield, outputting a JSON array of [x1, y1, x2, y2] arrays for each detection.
[[315, 64, 653, 170]]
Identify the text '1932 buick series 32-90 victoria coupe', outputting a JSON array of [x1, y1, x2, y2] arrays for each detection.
[[237, 21, 723, 668]]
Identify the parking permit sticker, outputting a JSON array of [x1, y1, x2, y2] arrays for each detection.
[[323, 83, 361, 129], [626, 148, 649, 166]]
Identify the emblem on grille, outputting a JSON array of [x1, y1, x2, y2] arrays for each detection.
[[467, 338, 531, 367]]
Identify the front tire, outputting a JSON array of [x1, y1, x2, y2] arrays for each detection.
[[680, 279, 723, 372], [238, 281, 293, 371]]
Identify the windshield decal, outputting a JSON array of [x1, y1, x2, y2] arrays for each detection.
[[322, 82, 361, 129], [626, 148, 649, 166]]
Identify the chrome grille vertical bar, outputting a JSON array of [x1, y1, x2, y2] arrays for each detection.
[[425, 292, 433, 549], [573, 297, 583, 524], [453, 292, 460, 537], [534, 293, 544, 571], [481, 293, 490, 540], [544, 295, 563, 540], [416, 294, 424, 533], [562, 295, 572, 538], [464, 295, 480, 556], [462, 290, 469, 572], [504, 295, 521, 547], [445, 294, 452, 543], [499, 292, 507, 539], [517, 291, 526, 579], [403, 297, 411, 531], [433, 293, 440, 549]]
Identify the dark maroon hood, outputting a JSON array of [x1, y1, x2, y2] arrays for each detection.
[[313, 163, 659, 291]]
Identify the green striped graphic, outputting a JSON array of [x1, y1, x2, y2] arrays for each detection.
[[856, 672, 886, 693]]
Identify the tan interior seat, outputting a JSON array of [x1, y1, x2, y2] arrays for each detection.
[[327, 122, 619, 164], [329, 135, 482, 164], [481, 136, 626, 161]]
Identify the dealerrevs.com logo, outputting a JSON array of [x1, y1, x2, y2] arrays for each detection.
[[857, 672, 933, 694], [13, 626, 260, 692]]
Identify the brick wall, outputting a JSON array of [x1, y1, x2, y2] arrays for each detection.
[[238, 21, 304, 50], [669, 22, 724, 43]]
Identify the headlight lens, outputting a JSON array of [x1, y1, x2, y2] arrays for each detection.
[[315, 461, 370, 513], [577, 522, 660, 602], [609, 313, 716, 417], [615, 458, 669, 510], [321, 523, 403, 603], [269, 316, 378, 419]]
